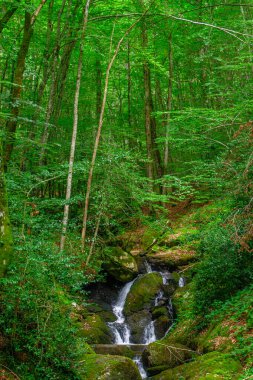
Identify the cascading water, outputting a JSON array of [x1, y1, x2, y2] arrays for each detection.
[[108, 279, 135, 344], [179, 276, 186, 287], [143, 320, 156, 344], [133, 356, 148, 379], [107, 260, 175, 379]]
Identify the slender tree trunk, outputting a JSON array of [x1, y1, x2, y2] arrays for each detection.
[[4, 0, 48, 167], [96, 59, 102, 121], [81, 13, 147, 251], [4, 11, 33, 167], [141, 22, 162, 189], [0, 1, 20, 34], [162, 34, 173, 195], [0, 139, 13, 277], [86, 210, 102, 265], [60, 0, 91, 252]]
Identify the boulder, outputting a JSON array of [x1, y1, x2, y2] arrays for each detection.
[[78, 354, 142, 380], [147, 248, 196, 270], [150, 351, 242, 379], [154, 316, 172, 340], [78, 314, 113, 344], [126, 309, 151, 343], [104, 247, 138, 283], [142, 341, 194, 374], [124, 273, 163, 315]]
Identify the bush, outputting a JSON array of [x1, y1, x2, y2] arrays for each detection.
[[194, 225, 253, 315]]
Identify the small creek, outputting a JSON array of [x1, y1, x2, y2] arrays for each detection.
[[106, 261, 182, 379]]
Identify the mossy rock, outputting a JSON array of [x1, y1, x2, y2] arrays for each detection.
[[154, 315, 172, 340], [126, 309, 151, 343], [78, 354, 142, 380], [124, 273, 163, 315], [78, 314, 113, 344], [148, 248, 196, 270], [104, 247, 138, 283], [152, 306, 168, 319], [142, 341, 194, 372], [150, 351, 242, 379], [92, 344, 135, 358]]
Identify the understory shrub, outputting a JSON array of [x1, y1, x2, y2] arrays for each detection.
[[194, 225, 253, 315]]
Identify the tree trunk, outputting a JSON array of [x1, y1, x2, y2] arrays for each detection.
[[4, 11, 33, 167], [0, 139, 13, 277], [60, 0, 91, 252], [141, 22, 163, 189], [164, 34, 173, 173]]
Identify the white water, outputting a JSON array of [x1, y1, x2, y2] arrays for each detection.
[[108, 279, 135, 344], [134, 356, 148, 379], [144, 260, 152, 273], [108, 260, 175, 378], [179, 276, 185, 287], [143, 320, 156, 344]]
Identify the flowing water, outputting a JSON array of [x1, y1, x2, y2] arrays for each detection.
[[107, 261, 176, 378], [108, 279, 135, 344]]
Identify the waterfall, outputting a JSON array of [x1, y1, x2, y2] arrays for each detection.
[[143, 320, 156, 344], [144, 260, 152, 273], [179, 276, 185, 287], [106, 260, 175, 379], [108, 279, 135, 344], [133, 356, 148, 379]]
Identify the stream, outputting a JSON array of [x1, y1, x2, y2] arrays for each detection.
[[107, 261, 182, 379]]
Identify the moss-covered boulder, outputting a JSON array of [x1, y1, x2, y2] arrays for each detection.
[[92, 344, 135, 358], [123, 273, 164, 343], [78, 354, 142, 380], [142, 341, 194, 374], [124, 273, 163, 315], [78, 314, 113, 344], [104, 247, 138, 283], [154, 316, 172, 340], [147, 248, 196, 270], [150, 351, 242, 379]]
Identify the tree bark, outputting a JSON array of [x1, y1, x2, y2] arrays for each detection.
[[0, 1, 20, 34], [141, 22, 163, 189], [4, 11, 33, 167], [60, 0, 91, 252], [0, 139, 13, 277]]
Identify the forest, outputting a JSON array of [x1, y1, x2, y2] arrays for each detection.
[[0, 0, 253, 379]]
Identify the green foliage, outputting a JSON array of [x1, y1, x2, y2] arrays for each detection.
[[194, 224, 253, 315]]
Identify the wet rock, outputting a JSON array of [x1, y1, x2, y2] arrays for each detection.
[[92, 344, 136, 358], [142, 341, 194, 373], [150, 351, 242, 379], [154, 316, 172, 340], [104, 247, 138, 283], [151, 306, 168, 319], [78, 354, 142, 380], [124, 273, 163, 315], [126, 309, 151, 343]]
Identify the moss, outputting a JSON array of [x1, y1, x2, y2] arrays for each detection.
[[78, 354, 142, 380], [147, 248, 196, 270], [151, 351, 242, 379], [92, 344, 135, 358], [104, 247, 138, 282], [152, 306, 168, 319], [124, 273, 163, 315], [78, 314, 112, 344], [142, 341, 194, 372]]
